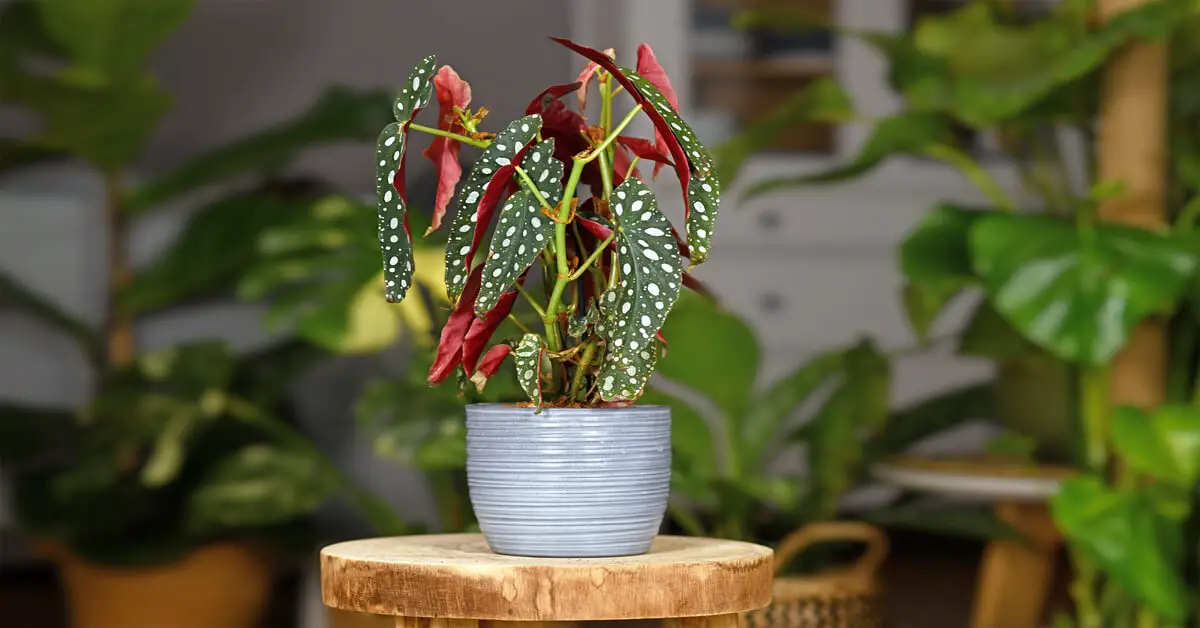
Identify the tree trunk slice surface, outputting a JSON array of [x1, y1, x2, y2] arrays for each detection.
[[321, 534, 773, 621]]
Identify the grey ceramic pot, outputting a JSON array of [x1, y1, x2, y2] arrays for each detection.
[[465, 403, 671, 558]]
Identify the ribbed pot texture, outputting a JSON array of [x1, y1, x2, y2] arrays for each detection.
[[465, 403, 671, 558]]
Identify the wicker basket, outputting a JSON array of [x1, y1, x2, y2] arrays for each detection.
[[742, 522, 889, 628]]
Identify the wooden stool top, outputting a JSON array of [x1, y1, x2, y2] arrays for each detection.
[[320, 534, 773, 621]]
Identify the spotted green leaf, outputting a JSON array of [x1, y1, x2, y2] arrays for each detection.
[[621, 68, 721, 264], [568, 304, 598, 338], [596, 179, 685, 401], [393, 55, 436, 122], [685, 176, 720, 266], [377, 123, 413, 302], [444, 114, 543, 300], [622, 68, 715, 178], [513, 333, 545, 409], [475, 139, 562, 316]]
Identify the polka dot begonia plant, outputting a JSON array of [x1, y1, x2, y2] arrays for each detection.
[[376, 38, 721, 410]]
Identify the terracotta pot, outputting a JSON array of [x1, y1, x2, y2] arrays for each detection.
[[55, 542, 274, 628], [743, 522, 889, 628]]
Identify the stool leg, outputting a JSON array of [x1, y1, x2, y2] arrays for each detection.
[[970, 502, 1061, 628], [665, 613, 742, 628]]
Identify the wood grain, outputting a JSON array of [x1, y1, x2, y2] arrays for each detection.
[[321, 534, 773, 621]]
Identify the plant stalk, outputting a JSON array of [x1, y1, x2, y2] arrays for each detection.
[[568, 339, 598, 400], [407, 123, 489, 148], [103, 171, 135, 367], [1080, 367, 1110, 474]]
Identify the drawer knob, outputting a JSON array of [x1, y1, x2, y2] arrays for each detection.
[[758, 210, 782, 230]]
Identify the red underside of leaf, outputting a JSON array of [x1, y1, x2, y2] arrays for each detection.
[[475, 344, 513, 379], [681, 273, 717, 302], [423, 66, 472, 235], [577, 216, 613, 241], [656, 330, 668, 357], [428, 266, 484, 385], [462, 272, 526, 376], [463, 163, 517, 272], [551, 37, 695, 220], [526, 82, 583, 114], [617, 136, 674, 166]]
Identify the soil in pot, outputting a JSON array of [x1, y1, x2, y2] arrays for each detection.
[[465, 403, 671, 558], [55, 542, 273, 628]]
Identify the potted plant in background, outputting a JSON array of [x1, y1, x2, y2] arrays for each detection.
[[0, 2, 405, 627], [721, 0, 1200, 623], [648, 290, 1015, 626], [366, 36, 722, 558]]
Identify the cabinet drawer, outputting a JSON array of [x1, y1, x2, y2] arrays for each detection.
[[689, 254, 978, 349]]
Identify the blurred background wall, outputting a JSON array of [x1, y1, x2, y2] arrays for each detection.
[[0, 0, 571, 534]]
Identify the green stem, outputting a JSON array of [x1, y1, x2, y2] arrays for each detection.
[[506, 313, 533, 335], [586, 105, 642, 163], [516, 284, 546, 319], [601, 77, 616, 180], [597, 148, 614, 200], [543, 159, 587, 327], [407, 122, 489, 149], [1176, 195, 1200, 231], [568, 339, 598, 399], [1080, 367, 1110, 474], [567, 234, 615, 281], [513, 165, 554, 210], [225, 396, 408, 535], [1071, 550, 1103, 628]]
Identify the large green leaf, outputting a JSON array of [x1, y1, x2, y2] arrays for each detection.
[[0, 2, 64, 99], [443, 114, 542, 300], [1051, 475, 1189, 621], [970, 214, 1197, 366], [37, 0, 193, 80], [715, 78, 853, 186], [656, 291, 759, 425], [741, 348, 844, 464], [596, 178, 685, 401], [803, 339, 890, 518], [21, 72, 171, 169], [742, 112, 950, 199], [126, 88, 393, 213], [124, 194, 313, 314], [898, 204, 986, 339], [1111, 405, 1200, 488], [0, 270, 100, 362], [956, 300, 1041, 360], [475, 138, 561, 315], [187, 443, 339, 532]]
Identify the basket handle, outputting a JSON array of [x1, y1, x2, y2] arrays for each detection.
[[773, 521, 889, 578]]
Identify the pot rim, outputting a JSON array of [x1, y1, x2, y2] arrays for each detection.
[[465, 402, 670, 412]]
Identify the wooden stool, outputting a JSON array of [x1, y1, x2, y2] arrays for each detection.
[[320, 534, 774, 627], [872, 456, 1075, 628]]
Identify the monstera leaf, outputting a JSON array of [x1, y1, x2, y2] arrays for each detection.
[[595, 178, 685, 401], [898, 203, 986, 339], [442, 114, 543, 300], [1052, 476, 1190, 622], [1111, 405, 1200, 488], [970, 214, 1197, 366], [377, 55, 437, 303], [475, 138, 562, 315]]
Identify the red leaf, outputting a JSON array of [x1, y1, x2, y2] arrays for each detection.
[[427, 266, 483, 385], [455, 139, 537, 280], [462, 273, 526, 376], [616, 136, 674, 166], [526, 82, 583, 115], [635, 44, 679, 111], [577, 216, 613, 240], [551, 37, 696, 226], [477, 344, 513, 376], [423, 66, 473, 235], [573, 47, 615, 112]]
